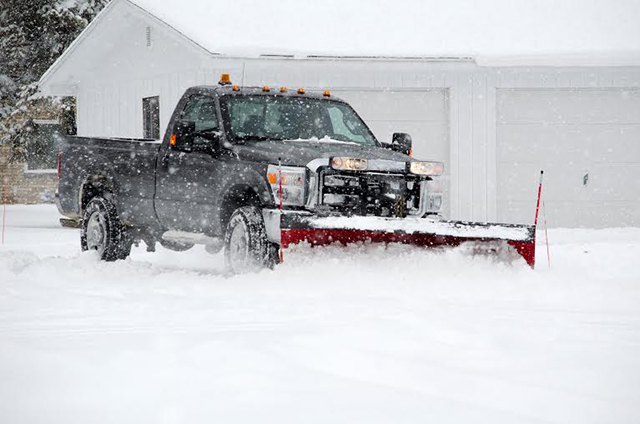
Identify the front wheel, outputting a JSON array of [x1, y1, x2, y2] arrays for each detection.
[[81, 196, 132, 261], [224, 206, 277, 274]]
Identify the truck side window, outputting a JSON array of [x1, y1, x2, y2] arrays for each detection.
[[181, 95, 219, 149], [182, 95, 219, 131]]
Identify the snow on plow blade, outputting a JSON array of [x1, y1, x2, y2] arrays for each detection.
[[280, 215, 536, 268]]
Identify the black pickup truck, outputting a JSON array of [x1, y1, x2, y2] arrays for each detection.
[[56, 76, 445, 272]]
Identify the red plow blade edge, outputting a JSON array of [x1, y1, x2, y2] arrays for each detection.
[[280, 215, 536, 268]]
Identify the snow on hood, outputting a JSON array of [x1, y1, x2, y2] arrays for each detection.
[[232, 139, 410, 167]]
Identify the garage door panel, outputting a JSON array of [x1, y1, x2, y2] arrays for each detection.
[[498, 88, 640, 228], [498, 125, 589, 163], [498, 89, 640, 124], [589, 163, 640, 201], [502, 200, 640, 228], [334, 91, 447, 123], [498, 124, 640, 164], [499, 163, 589, 202]]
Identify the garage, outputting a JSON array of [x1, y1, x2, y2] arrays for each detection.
[[497, 88, 640, 228], [333, 90, 450, 216]]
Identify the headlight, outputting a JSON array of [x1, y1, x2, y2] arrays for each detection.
[[267, 165, 306, 206], [410, 161, 444, 176], [331, 157, 368, 171]]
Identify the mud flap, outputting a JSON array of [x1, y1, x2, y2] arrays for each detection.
[[279, 214, 536, 268]]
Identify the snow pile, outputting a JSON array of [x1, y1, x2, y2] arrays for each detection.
[[1, 205, 640, 423], [307, 215, 533, 240]]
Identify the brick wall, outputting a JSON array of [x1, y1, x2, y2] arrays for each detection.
[[0, 143, 57, 204]]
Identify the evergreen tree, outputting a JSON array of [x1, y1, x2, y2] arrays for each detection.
[[0, 0, 109, 160]]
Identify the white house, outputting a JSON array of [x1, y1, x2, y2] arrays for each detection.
[[39, 0, 640, 228]]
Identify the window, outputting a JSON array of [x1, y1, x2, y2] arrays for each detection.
[[220, 95, 377, 146], [181, 95, 219, 150], [327, 107, 367, 144], [143, 96, 160, 139], [25, 120, 65, 172], [181, 95, 218, 132]]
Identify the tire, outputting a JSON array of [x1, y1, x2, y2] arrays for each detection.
[[159, 239, 194, 252], [81, 196, 132, 261], [223, 206, 277, 274]]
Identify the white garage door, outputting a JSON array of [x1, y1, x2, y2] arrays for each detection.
[[332, 90, 450, 215], [497, 88, 640, 228]]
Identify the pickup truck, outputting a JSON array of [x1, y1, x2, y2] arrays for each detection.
[[56, 75, 445, 273]]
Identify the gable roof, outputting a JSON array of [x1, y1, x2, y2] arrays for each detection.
[[131, 0, 640, 65], [38, 0, 213, 94], [38, 0, 640, 93]]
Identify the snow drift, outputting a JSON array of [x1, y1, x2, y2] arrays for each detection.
[[1, 205, 640, 423]]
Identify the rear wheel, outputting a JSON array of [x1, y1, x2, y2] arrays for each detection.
[[224, 206, 277, 274], [81, 196, 132, 261]]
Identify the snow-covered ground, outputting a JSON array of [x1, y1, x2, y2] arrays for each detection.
[[1, 205, 639, 424]]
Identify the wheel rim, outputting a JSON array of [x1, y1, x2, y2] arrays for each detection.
[[229, 221, 249, 272], [86, 210, 107, 256]]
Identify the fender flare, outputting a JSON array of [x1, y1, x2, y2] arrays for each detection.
[[77, 160, 121, 213], [215, 167, 274, 233]]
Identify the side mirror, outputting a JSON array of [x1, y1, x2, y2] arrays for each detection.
[[195, 129, 221, 149], [392, 132, 412, 156], [171, 120, 195, 151]]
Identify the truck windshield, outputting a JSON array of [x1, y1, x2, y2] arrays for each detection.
[[220, 95, 378, 146]]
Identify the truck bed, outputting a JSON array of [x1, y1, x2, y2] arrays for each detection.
[[57, 135, 162, 227]]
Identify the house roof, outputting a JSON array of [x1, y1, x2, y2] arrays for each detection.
[[130, 0, 640, 66], [37, 0, 640, 94]]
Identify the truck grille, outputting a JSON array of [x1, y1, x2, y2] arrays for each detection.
[[320, 171, 422, 217]]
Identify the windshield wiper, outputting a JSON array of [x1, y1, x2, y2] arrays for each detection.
[[234, 135, 285, 142], [290, 137, 360, 145]]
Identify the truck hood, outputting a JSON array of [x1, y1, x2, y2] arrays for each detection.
[[231, 139, 412, 167]]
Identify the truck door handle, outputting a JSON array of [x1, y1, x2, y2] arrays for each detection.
[[161, 152, 171, 167]]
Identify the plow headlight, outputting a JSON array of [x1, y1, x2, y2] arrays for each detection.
[[410, 161, 444, 176], [267, 165, 306, 206], [332, 157, 368, 171]]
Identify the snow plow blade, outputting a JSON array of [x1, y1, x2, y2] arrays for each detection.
[[279, 215, 536, 268]]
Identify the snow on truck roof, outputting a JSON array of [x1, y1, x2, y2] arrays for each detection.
[[130, 0, 640, 66]]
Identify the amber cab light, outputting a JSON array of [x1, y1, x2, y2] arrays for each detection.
[[280, 87, 288, 93], [297, 88, 305, 94], [262, 86, 271, 92], [219, 73, 232, 85], [323, 90, 331, 97]]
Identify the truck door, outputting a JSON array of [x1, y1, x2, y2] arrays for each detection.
[[155, 94, 223, 233]]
